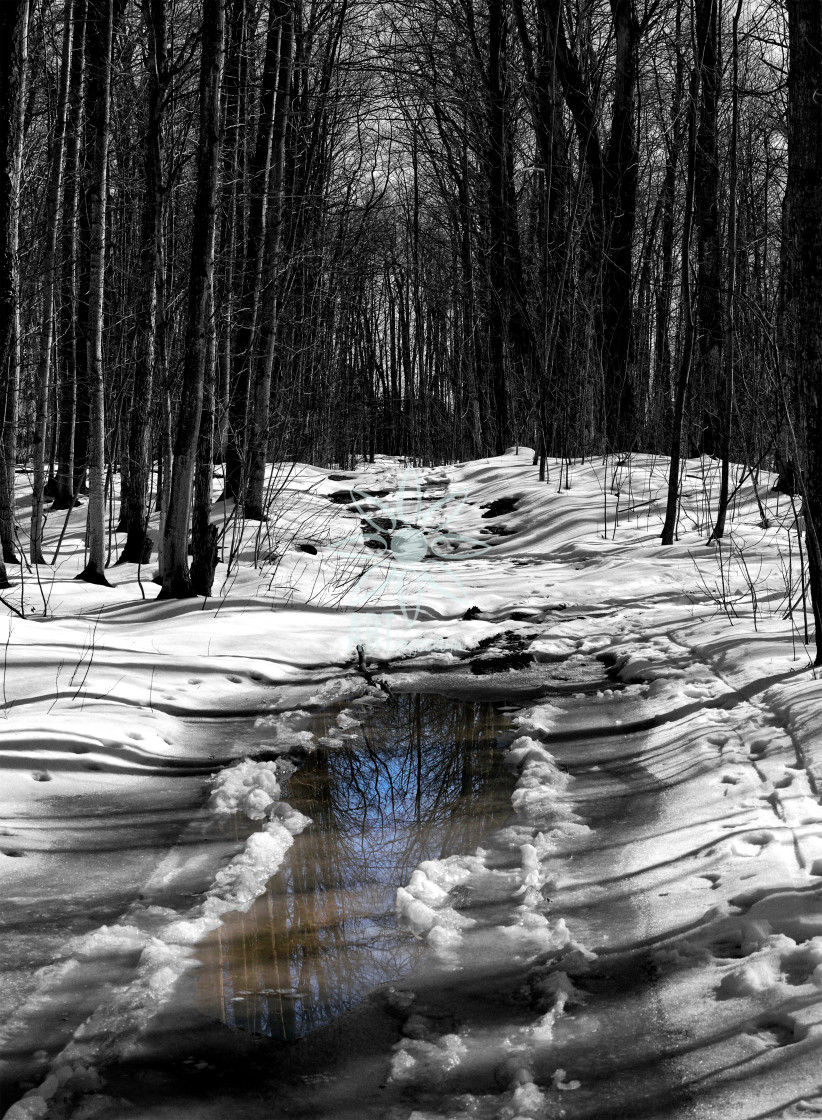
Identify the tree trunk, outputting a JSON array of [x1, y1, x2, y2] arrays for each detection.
[[710, 0, 743, 541], [602, 0, 639, 451], [694, 0, 722, 456], [190, 284, 219, 596], [786, 0, 822, 660], [661, 53, 700, 546], [224, 0, 285, 502], [0, 0, 29, 585], [31, 0, 74, 564], [159, 0, 224, 598], [118, 0, 167, 564], [52, 0, 87, 512], [0, 0, 28, 571], [77, 0, 114, 585], [245, 0, 294, 520]]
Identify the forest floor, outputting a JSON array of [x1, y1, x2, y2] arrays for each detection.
[[3, 450, 822, 1119]]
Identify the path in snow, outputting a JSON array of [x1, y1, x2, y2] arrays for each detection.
[[5, 451, 822, 1119]]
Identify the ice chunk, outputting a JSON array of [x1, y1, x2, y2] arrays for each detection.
[[552, 1068, 581, 1091], [209, 758, 281, 818], [389, 1034, 467, 1085]]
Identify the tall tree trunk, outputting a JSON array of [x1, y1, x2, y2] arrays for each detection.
[[159, 0, 224, 598], [0, 0, 29, 585], [52, 0, 87, 512], [215, 0, 252, 463], [602, 0, 639, 451], [31, 0, 74, 564], [661, 52, 700, 546], [694, 0, 722, 455], [485, 0, 510, 454], [118, 0, 167, 564], [224, 0, 286, 501], [653, 10, 685, 445], [245, 0, 294, 520], [0, 0, 28, 570], [190, 283, 218, 595], [786, 0, 822, 661], [77, 0, 114, 585], [710, 0, 743, 540]]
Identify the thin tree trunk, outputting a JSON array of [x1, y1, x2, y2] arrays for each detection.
[[786, 0, 822, 660], [77, 0, 114, 585], [118, 0, 167, 564], [694, 0, 722, 456], [0, 0, 29, 586], [661, 53, 700, 546], [0, 0, 28, 570], [710, 0, 743, 541], [191, 283, 218, 595], [52, 0, 87, 512], [159, 0, 224, 598], [245, 0, 294, 520], [31, 0, 74, 564], [224, 0, 285, 501], [602, 0, 639, 451]]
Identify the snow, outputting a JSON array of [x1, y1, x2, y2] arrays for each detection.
[[5, 451, 822, 1118]]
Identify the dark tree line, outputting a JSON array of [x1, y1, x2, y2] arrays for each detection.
[[0, 0, 820, 640]]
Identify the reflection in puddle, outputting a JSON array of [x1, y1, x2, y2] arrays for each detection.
[[195, 694, 514, 1040]]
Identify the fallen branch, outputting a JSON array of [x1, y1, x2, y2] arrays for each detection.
[[355, 643, 392, 695]]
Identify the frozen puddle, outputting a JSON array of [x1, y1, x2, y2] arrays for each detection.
[[194, 694, 516, 1040]]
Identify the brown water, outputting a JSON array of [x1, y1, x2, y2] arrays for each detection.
[[195, 694, 515, 1040]]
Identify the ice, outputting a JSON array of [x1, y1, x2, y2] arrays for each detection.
[[205, 817, 309, 916], [389, 1034, 467, 1086]]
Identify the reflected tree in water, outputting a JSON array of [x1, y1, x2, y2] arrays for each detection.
[[197, 695, 512, 1039]]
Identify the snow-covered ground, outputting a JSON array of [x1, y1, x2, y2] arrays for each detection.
[[3, 450, 822, 1119]]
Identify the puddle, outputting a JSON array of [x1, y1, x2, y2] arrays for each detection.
[[195, 693, 515, 1040]]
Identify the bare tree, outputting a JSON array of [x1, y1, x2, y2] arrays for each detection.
[[786, 0, 822, 661], [159, 0, 224, 598], [0, 0, 28, 586]]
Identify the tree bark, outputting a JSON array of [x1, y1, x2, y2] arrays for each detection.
[[118, 0, 168, 564], [52, 0, 87, 512], [0, 0, 28, 571], [224, 0, 286, 501], [245, 0, 294, 520], [694, 0, 722, 455], [661, 52, 700, 546], [159, 0, 224, 598], [709, 0, 743, 541], [190, 284, 219, 596], [786, 0, 822, 660], [0, 0, 29, 585], [31, 0, 74, 564], [602, 0, 640, 451], [77, 0, 114, 585]]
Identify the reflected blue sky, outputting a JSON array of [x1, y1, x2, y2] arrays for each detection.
[[196, 694, 514, 1040]]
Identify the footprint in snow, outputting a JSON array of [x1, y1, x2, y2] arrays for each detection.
[[747, 736, 770, 759], [746, 1014, 807, 1049], [781, 946, 822, 986]]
